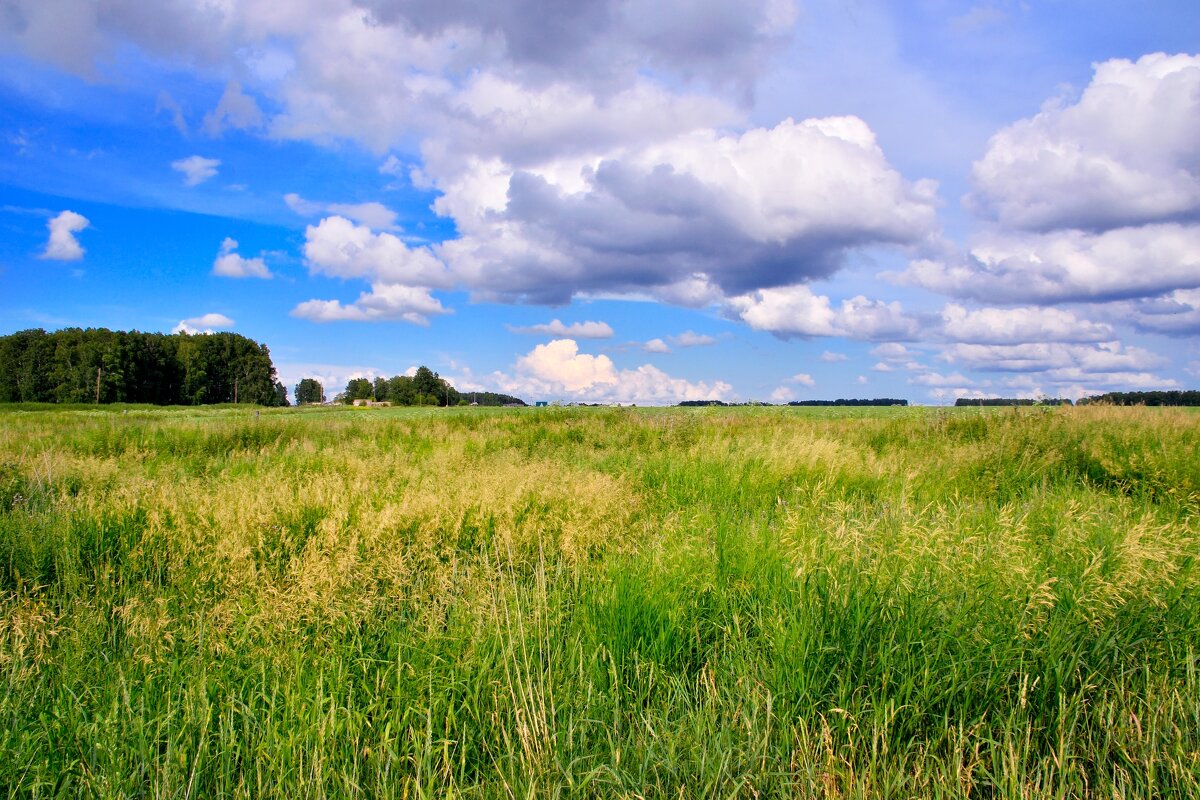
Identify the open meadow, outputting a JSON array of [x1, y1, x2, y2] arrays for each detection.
[[1, 404, 1198, 798]]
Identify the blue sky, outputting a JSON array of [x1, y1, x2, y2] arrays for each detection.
[[2, 0, 1199, 404]]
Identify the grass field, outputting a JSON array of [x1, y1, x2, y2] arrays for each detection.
[[1, 404, 1198, 798]]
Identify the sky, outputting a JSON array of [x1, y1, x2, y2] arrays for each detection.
[[2, 0, 1199, 405]]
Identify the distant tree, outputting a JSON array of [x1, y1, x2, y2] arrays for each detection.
[[273, 381, 290, 407], [465, 392, 527, 406], [387, 375, 416, 406], [412, 366, 441, 399], [295, 378, 325, 405], [344, 377, 374, 403], [373, 376, 389, 403]]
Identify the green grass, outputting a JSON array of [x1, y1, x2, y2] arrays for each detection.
[[1, 404, 1198, 797]]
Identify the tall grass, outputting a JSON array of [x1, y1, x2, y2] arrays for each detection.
[[1, 404, 1197, 797]]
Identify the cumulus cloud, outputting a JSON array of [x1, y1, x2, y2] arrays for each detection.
[[489, 338, 733, 404], [171, 155, 220, 186], [941, 340, 1167, 374], [940, 303, 1113, 344], [436, 116, 940, 303], [173, 312, 234, 334], [911, 371, 974, 388], [769, 386, 795, 403], [967, 53, 1200, 233], [203, 80, 264, 136], [291, 283, 450, 325], [643, 338, 671, 353], [212, 237, 272, 279], [903, 224, 1200, 304], [789, 372, 815, 386], [517, 339, 617, 392], [819, 351, 847, 362], [508, 319, 615, 338], [302, 215, 452, 292], [905, 53, 1200, 323], [39, 210, 89, 261], [286, 194, 399, 230], [729, 284, 921, 341], [868, 342, 924, 372]]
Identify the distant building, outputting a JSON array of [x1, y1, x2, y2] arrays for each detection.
[[535, 401, 548, 407]]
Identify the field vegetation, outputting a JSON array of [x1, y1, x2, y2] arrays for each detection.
[[1, 404, 1197, 798]]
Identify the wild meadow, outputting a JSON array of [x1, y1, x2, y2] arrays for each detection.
[[0, 403, 1197, 798]]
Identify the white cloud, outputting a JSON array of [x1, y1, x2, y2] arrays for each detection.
[[436, 115, 940, 304], [517, 339, 617, 392], [789, 372, 815, 386], [729, 284, 920, 341], [303, 215, 451, 287], [488, 338, 734, 405], [940, 303, 1113, 344], [911, 371, 974, 388], [941, 340, 1168, 376], [856, 375, 868, 384], [173, 312, 234, 334], [819, 351, 847, 362], [283, 193, 324, 216], [868, 343, 925, 372], [291, 283, 450, 325], [900, 53, 1200, 330], [1043, 369, 1178, 391], [39, 210, 89, 261], [508, 319, 614, 338], [967, 53, 1200, 233], [671, 330, 717, 347], [902, 224, 1200, 304], [769, 386, 795, 403], [171, 155, 220, 186], [870, 342, 911, 359], [643, 338, 671, 353], [212, 237, 272, 279], [730, 284, 837, 336], [203, 80, 264, 136], [287, 194, 400, 230]]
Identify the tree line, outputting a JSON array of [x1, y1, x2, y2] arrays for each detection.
[[1077, 390, 1200, 406], [294, 369, 526, 407], [0, 328, 287, 406], [678, 399, 908, 407], [954, 398, 1073, 407]]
